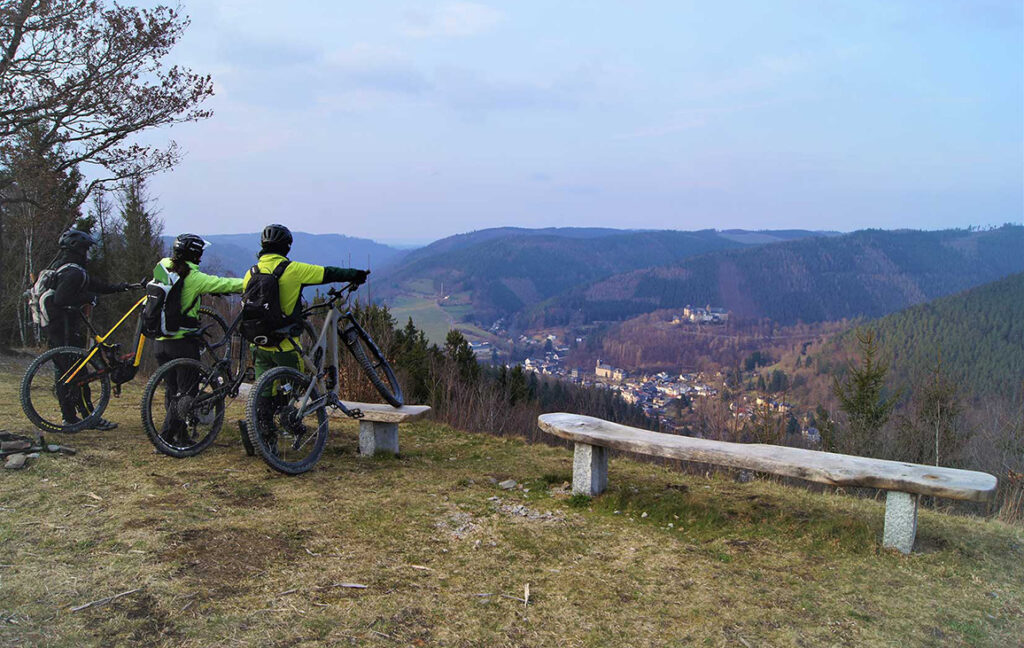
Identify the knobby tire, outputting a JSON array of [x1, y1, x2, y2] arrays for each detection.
[[20, 346, 112, 433], [339, 318, 403, 407], [141, 357, 227, 457], [245, 366, 329, 475]]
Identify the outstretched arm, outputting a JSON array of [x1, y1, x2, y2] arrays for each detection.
[[323, 266, 369, 284], [190, 269, 245, 295]]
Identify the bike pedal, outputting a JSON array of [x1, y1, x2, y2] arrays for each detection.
[[347, 408, 364, 419], [112, 384, 121, 397]]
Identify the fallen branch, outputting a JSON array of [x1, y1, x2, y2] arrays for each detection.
[[70, 588, 142, 612]]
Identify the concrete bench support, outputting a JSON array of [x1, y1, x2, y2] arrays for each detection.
[[883, 491, 919, 554], [333, 402, 431, 458], [573, 442, 608, 496], [359, 420, 399, 456]]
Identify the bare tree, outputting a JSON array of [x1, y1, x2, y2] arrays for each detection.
[[0, 0, 211, 348], [0, 0, 213, 203]]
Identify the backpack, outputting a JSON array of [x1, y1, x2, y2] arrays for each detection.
[[239, 260, 299, 346], [142, 265, 198, 338], [26, 263, 86, 328]]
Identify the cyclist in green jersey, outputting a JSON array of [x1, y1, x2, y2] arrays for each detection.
[[239, 224, 368, 444], [152, 234, 244, 445]]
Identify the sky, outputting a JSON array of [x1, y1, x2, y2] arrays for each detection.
[[139, 0, 1023, 244]]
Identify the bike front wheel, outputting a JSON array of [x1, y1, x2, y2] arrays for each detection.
[[142, 358, 227, 457], [245, 366, 329, 474], [197, 306, 229, 362], [339, 317, 403, 407], [20, 346, 112, 433]]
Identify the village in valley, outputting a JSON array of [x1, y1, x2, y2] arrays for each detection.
[[473, 305, 822, 445]]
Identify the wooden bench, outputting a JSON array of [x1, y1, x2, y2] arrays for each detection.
[[237, 384, 429, 457], [538, 413, 997, 554]]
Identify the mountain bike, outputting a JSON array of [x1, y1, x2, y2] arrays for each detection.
[[245, 283, 403, 474], [140, 310, 315, 458], [20, 294, 228, 433]]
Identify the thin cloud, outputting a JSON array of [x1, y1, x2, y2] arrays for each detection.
[[616, 100, 784, 140], [402, 2, 505, 38], [217, 34, 321, 68]]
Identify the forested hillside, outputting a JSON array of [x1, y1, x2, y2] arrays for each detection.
[[531, 225, 1024, 328], [376, 227, 829, 325], [842, 271, 1024, 399]]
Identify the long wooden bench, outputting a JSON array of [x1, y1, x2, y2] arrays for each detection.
[[236, 384, 429, 457], [538, 413, 997, 554]]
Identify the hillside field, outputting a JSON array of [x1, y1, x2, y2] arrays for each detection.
[[388, 290, 493, 346], [0, 356, 1022, 647]]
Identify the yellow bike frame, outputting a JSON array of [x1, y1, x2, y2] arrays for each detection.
[[61, 296, 148, 384]]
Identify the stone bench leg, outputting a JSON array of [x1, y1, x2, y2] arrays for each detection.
[[883, 491, 918, 554], [572, 442, 608, 496], [359, 421, 399, 457]]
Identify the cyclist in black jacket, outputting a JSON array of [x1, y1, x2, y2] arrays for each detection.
[[44, 228, 132, 430]]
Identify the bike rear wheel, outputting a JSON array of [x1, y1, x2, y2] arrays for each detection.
[[245, 366, 329, 474], [142, 358, 227, 457], [339, 316, 403, 407], [20, 346, 112, 433]]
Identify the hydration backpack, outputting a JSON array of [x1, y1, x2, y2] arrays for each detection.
[[26, 263, 86, 328], [239, 260, 299, 347], [142, 265, 198, 338]]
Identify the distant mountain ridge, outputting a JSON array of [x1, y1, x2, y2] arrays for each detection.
[[375, 227, 835, 324], [530, 225, 1024, 327], [161, 232, 409, 277]]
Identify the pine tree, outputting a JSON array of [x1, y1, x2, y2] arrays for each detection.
[[833, 328, 899, 456], [445, 329, 479, 382], [116, 176, 164, 283]]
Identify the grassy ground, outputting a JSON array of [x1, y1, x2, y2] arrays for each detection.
[[0, 355, 1022, 647]]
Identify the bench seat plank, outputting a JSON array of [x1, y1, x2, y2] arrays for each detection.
[[332, 402, 431, 423], [539, 413, 996, 502]]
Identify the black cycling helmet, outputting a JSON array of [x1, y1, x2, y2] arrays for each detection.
[[172, 233, 208, 263], [58, 228, 97, 252], [261, 223, 292, 254]]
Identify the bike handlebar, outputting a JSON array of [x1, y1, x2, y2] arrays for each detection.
[[301, 282, 359, 316]]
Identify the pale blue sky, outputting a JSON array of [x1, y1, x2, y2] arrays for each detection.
[[143, 1, 1023, 244]]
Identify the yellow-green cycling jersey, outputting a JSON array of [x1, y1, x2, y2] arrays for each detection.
[[242, 253, 364, 353]]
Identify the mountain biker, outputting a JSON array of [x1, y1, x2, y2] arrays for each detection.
[[239, 224, 368, 445], [45, 227, 133, 430], [151, 234, 244, 445]]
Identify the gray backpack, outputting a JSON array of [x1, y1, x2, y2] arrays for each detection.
[[26, 263, 86, 328]]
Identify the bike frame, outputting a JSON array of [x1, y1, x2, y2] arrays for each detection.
[[61, 296, 147, 384], [292, 287, 362, 420], [194, 310, 253, 400]]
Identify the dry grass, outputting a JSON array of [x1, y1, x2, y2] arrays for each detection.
[[0, 354, 1022, 647]]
